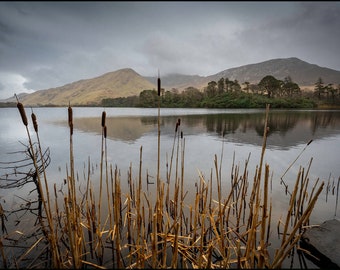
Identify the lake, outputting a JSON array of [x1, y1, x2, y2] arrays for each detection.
[[1, 106, 340, 268]]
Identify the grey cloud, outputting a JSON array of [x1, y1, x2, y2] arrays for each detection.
[[227, 2, 340, 70], [0, 2, 340, 100], [0, 20, 12, 45], [139, 32, 221, 76]]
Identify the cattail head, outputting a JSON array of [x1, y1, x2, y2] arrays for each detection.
[[175, 122, 179, 132], [17, 102, 28, 126], [68, 103, 73, 128], [69, 122, 73, 136], [104, 125, 107, 138], [181, 131, 183, 139], [31, 111, 38, 133], [101, 111, 106, 127], [177, 118, 181, 126], [157, 77, 161, 96]]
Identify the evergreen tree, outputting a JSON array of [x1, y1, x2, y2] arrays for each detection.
[[314, 77, 324, 100], [217, 78, 225, 94]]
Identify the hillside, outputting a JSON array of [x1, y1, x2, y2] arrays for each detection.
[[5, 57, 340, 106], [147, 57, 340, 91], [210, 57, 340, 87], [144, 73, 206, 90], [17, 68, 156, 106]]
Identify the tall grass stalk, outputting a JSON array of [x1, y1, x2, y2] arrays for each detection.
[[15, 96, 62, 268], [95, 110, 106, 265], [6, 100, 328, 269], [336, 177, 340, 217], [30, 108, 61, 268], [16, 97, 47, 230]]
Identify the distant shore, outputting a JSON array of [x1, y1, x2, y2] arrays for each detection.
[[1, 102, 340, 110]]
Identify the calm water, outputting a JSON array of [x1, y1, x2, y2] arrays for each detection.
[[1, 107, 340, 267]]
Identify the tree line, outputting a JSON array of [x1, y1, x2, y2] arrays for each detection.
[[313, 77, 340, 103], [102, 74, 340, 108], [2, 74, 337, 108]]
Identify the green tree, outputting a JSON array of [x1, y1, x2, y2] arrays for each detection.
[[326, 83, 338, 103], [249, 83, 260, 94], [258, 75, 281, 98], [217, 78, 225, 94], [314, 77, 324, 100], [232, 79, 241, 92], [225, 78, 231, 92], [243, 81, 250, 93], [163, 90, 174, 106], [205, 81, 217, 97], [282, 76, 301, 97], [139, 89, 158, 107], [182, 87, 203, 107], [171, 88, 181, 105]]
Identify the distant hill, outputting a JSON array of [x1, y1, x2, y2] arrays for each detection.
[[144, 73, 206, 90], [146, 57, 340, 91], [13, 68, 157, 106], [4, 57, 340, 106], [210, 57, 340, 87]]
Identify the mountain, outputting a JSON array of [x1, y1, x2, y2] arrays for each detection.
[[209, 57, 340, 87], [15, 68, 156, 106], [144, 73, 206, 90], [5, 57, 340, 106], [147, 57, 340, 91]]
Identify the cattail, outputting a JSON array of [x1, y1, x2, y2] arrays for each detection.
[[31, 112, 38, 132], [68, 105, 73, 135], [104, 126, 107, 139], [101, 111, 106, 127], [17, 102, 28, 126], [307, 139, 313, 146], [177, 118, 181, 126], [69, 122, 73, 136], [175, 122, 179, 132], [181, 131, 183, 139], [157, 77, 161, 96], [68, 103, 73, 127]]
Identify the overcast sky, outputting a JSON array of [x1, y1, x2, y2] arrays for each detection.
[[0, 1, 340, 99]]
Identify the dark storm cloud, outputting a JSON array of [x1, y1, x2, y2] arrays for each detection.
[[232, 2, 340, 69], [0, 1, 339, 99]]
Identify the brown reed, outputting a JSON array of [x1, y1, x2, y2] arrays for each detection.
[[14, 98, 63, 268], [31, 108, 61, 268], [5, 101, 328, 269], [15, 96, 28, 126]]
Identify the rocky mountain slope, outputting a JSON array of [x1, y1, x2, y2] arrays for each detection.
[[147, 57, 340, 91], [15, 68, 157, 106]]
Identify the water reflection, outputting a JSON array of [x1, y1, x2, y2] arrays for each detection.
[[58, 110, 340, 150], [74, 116, 155, 142], [1, 107, 339, 268]]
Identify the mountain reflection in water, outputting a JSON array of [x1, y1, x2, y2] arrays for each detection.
[[58, 110, 340, 150], [1, 107, 339, 269]]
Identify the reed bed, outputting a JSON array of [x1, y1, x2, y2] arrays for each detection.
[[0, 91, 327, 269]]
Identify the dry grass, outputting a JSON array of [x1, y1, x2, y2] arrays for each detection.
[[17, 69, 156, 106], [0, 93, 326, 269]]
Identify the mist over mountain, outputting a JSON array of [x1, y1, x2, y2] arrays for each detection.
[[3, 57, 340, 106], [148, 57, 340, 91]]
